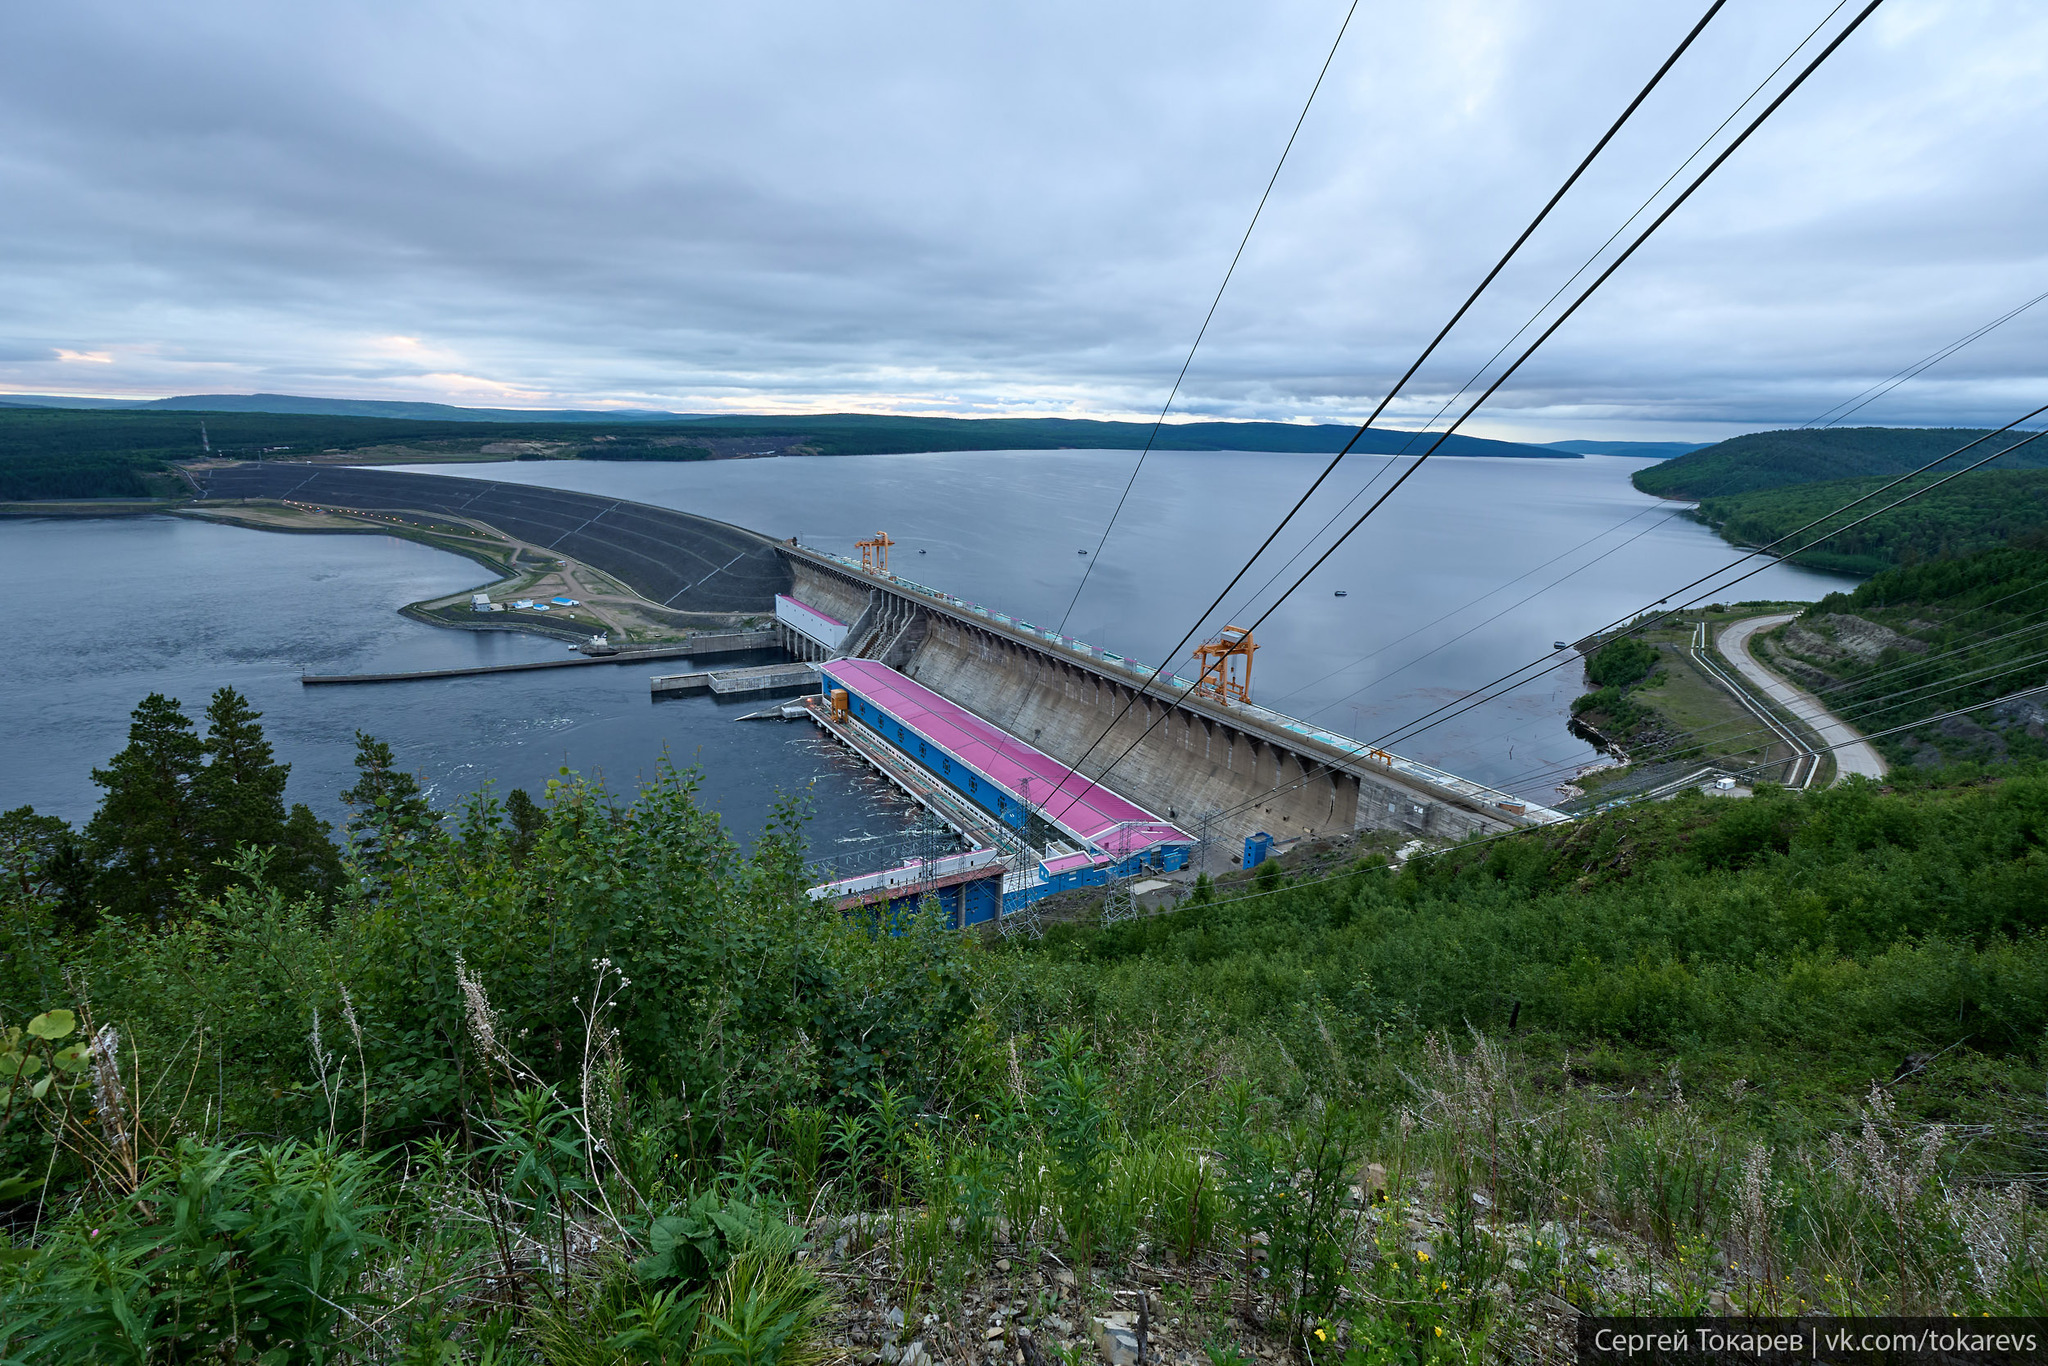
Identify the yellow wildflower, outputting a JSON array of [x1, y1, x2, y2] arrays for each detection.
[[1315, 1328, 1327, 1342]]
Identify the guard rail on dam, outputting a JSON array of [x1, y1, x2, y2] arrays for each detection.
[[198, 462, 1561, 842]]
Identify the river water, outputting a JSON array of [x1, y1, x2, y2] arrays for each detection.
[[4, 450, 1854, 852]]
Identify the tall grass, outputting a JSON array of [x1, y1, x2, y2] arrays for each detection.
[[4, 761, 2047, 1360]]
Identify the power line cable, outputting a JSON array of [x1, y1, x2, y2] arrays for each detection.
[[1205, 638, 2048, 846], [1177, 426, 2048, 828], [1296, 281, 2048, 730], [1485, 636, 2048, 797], [1453, 576, 2048, 791], [1806, 286, 2048, 428], [1027, 0, 1733, 811], [1174, 0, 1828, 671], [1057, 0, 1364, 636], [1240, 276, 2048, 722], [1369, 412, 2048, 755], [1057, 0, 1886, 817], [1075, 678, 2048, 930], [1211, 639, 2048, 827], [1328, 0, 1855, 482]]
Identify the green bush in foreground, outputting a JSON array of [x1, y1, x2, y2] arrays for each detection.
[[1, 741, 2045, 1361]]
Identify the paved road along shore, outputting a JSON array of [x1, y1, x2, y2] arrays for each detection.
[[1718, 613, 1888, 783]]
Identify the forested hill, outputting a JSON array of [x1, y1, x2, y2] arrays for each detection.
[[1632, 425, 2048, 499], [1693, 468, 2048, 575], [0, 406, 1568, 500]]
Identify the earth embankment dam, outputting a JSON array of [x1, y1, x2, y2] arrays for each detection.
[[201, 462, 792, 615], [199, 462, 1552, 842]]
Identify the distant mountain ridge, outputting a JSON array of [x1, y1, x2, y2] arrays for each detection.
[[0, 392, 703, 423], [0, 392, 1578, 459], [1540, 439, 1710, 458], [1634, 426, 2048, 500]]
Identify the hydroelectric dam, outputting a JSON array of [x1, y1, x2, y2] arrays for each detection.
[[201, 463, 1563, 916]]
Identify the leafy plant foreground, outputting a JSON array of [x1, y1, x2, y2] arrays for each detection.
[[3, 717, 2046, 1363]]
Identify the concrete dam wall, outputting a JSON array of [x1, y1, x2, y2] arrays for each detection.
[[199, 464, 792, 616], [782, 552, 1536, 846]]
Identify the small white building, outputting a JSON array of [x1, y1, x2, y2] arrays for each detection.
[[471, 593, 492, 611]]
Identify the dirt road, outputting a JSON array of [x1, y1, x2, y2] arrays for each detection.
[[1717, 613, 1888, 782]]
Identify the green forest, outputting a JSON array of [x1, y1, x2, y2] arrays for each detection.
[[1691, 469, 2048, 574], [0, 408, 1559, 502], [2, 682, 2044, 1363], [1632, 425, 2048, 501]]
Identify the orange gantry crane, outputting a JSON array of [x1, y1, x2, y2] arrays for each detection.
[[1192, 626, 1256, 706], [856, 531, 895, 574]]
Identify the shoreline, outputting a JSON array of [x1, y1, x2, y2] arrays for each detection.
[[6, 496, 759, 649]]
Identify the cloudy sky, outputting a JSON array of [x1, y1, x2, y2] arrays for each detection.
[[3, 0, 2043, 441]]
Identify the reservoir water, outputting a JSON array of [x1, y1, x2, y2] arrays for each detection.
[[4, 450, 1854, 850]]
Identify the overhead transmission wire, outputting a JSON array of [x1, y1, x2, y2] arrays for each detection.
[[1487, 635, 2048, 797], [1196, 0, 1859, 651], [1370, 414, 2048, 758], [1055, 0, 1364, 638], [1283, 274, 2048, 761], [1111, 674, 2048, 930], [1180, 417, 2048, 830], [1201, 608, 2048, 826], [1191, 0, 1858, 638], [1023, 0, 1733, 814], [1805, 286, 2048, 429], [1356, 600, 2048, 805], [1270, 279, 2048, 723], [1245, 269, 2048, 722], [1053, 0, 1885, 819]]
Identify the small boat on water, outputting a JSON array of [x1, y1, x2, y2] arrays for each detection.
[[1554, 641, 1570, 650], [1334, 590, 1348, 597], [1077, 549, 1088, 555]]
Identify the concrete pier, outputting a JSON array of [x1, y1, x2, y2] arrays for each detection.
[[651, 662, 819, 698], [301, 630, 777, 685]]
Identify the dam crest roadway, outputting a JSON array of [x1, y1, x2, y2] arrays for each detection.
[[200, 462, 1564, 859]]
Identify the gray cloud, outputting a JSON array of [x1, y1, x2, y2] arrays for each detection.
[[0, 0, 2043, 439]]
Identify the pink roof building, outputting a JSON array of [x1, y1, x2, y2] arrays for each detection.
[[821, 658, 1189, 859]]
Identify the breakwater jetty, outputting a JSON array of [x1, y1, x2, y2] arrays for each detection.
[[303, 630, 777, 685]]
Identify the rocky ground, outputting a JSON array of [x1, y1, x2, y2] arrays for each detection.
[[798, 1168, 1772, 1366]]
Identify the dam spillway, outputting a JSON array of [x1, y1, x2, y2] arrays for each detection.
[[197, 462, 1562, 855]]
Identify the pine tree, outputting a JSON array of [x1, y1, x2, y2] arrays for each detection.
[[84, 692, 205, 919], [341, 732, 438, 886], [194, 687, 291, 886], [504, 786, 545, 865], [0, 805, 71, 904], [279, 803, 345, 900], [191, 687, 342, 900]]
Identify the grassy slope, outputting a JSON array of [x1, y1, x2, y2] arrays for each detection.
[[7, 744, 2048, 1348], [1034, 765, 2048, 1128]]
